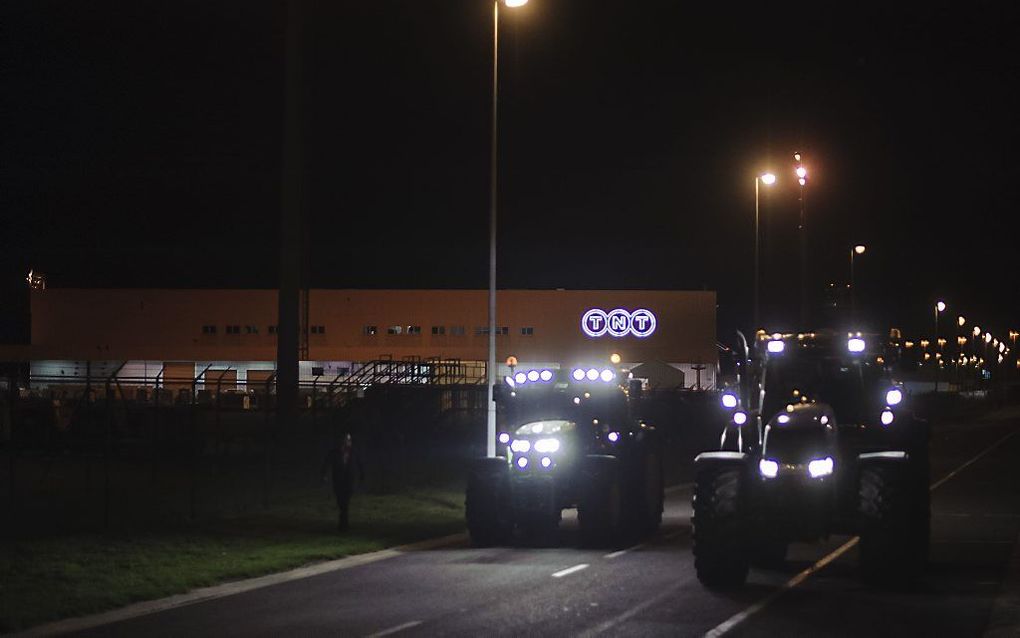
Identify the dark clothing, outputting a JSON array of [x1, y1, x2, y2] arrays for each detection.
[[321, 444, 364, 531]]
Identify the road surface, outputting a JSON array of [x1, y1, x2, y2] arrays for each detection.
[[67, 408, 1020, 637]]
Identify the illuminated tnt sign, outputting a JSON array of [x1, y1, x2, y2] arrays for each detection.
[[581, 308, 656, 338]]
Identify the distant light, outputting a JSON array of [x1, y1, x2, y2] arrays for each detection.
[[848, 337, 866, 353], [607, 431, 620, 443], [793, 152, 802, 162], [733, 411, 748, 426], [795, 166, 807, 179], [936, 301, 946, 313], [958, 315, 966, 327], [760, 172, 776, 185], [610, 353, 622, 365], [798, 177, 806, 186], [767, 340, 786, 354], [881, 410, 895, 426], [573, 396, 581, 404], [973, 326, 981, 337], [777, 414, 791, 424], [820, 415, 830, 425], [505, 0, 528, 6], [854, 245, 867, 255], [759, 459, 779, 478], [540, 369, 553, 382], [721, 392, 738, 409], [985, 332, 993, 343]]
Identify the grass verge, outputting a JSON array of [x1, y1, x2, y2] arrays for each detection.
[[0, 485, 465, 632]]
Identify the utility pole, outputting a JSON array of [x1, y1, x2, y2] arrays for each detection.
[[277, 0, 305, 431]]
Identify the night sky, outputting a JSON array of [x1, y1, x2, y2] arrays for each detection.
[[3, 1, 1019, 341]]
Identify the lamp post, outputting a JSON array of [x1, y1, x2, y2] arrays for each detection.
[[849, 244, 866, 320], [794, 153, 808, 326], [754, 172, 776, 329], [486, 0, 528, 458], [934, 301, 946, 391]]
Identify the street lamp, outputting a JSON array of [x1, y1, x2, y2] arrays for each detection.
[[486, 0, 528, 457], [849, 245, 866, 319], [934, 301, 946, 390], [793, 153, 808, 326], [753, 172, 776, 329]]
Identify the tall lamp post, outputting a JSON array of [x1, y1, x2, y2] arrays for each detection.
[[849, 244, 866, 320], [754, 172, 776, 329], [934, 300, 946, 391], [794, 153, 808, 326], [487, 0, 528, 458]]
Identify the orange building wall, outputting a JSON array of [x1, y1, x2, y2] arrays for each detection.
[[27, 288, 716, 366]]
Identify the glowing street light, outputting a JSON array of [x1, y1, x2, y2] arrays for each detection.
[[753, 172, 776, 328], [850, 245, 867, 319], [934, 300, 946, 390], [486, 0, 529, 457], [958, 315, 966, 327]]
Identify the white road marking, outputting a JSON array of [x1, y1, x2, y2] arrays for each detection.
[[365, 620, 422, 637], [579, 583, 683, 636], [605, 545, 641, 559], [702, 427, 1020, 638], [552, 563, 590, 578]]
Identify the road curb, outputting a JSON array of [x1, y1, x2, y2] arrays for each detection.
[[8, 532, 468, 638]]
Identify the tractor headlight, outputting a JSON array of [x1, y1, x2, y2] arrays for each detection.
[[759, 458, 779, 478], [510, 439, 531, 453], [767, 340, 785, 354], [533, 438, 560, 454], [885, 388, 903, 406], [572, 368, 585, 381], [733, 410, 748, 426], [721, 392, 738, 409], [498, 432, 510, 445], [848, 337, 866, 353], [600, 369, 615, 383], [808, 457, 834, 478], [881, 409, 895, 426], [540, 369, 553, 382], [514, 372, 527, 384], [527, 370, 540, 382]]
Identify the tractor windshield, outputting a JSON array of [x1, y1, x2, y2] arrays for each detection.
[[762, 353, 886, 426]]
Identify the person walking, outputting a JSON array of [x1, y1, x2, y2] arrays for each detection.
[[321, 432, 364, 532]]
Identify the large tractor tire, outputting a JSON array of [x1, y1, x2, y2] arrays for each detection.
[[465, 457, 512, 546], [858, 462, 927, 583], [637, 447, 665, 534], [692, 465, 749, 588], [578, 456, 623, 546]]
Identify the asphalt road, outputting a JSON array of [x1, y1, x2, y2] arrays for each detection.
[[69, 408, 1020, 637]]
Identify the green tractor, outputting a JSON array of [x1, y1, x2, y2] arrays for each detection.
[[466, 364, 663, 546], [693, 330, 929, 587]]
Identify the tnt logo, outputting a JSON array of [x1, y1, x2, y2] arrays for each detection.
[[581, 308, 657, 338]]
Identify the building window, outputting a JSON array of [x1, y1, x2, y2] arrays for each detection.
[[407, 325, 422, 335], [521, 327, 534, 336], [388, 325, 403, 335], [245, 325, 259, 335], [431, 326, 446, 336], [475, 326, 489, 336], [226, 325, 241, 335], [311, 325, 326, 335], [363, 325, 377, 336], [268, 325, 277, 335], [201, 325, 217, 335], [450, 326, 465, 336], [498, 326, 509, 336]]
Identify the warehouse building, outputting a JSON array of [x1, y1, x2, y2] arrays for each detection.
[[13, 288, 718, 390]]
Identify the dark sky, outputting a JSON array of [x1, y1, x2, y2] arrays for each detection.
[[2, 1, 1019, 341]]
